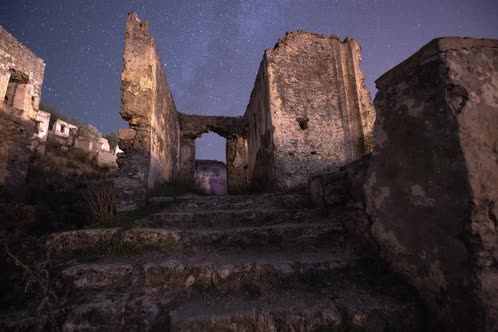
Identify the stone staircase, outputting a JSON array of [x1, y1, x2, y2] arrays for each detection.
[[20, 193, 423, 331]]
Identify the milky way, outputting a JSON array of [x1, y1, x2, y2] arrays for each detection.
[[1, 0, 496, 161]]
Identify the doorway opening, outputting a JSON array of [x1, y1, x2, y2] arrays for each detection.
[[195, 132, 227, 195], [4, 69, 29, 108]]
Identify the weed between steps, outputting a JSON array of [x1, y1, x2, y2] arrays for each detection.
[[89, 204, 167, 229], [90, 231, 179, 258], [96, 236, 145, 257]]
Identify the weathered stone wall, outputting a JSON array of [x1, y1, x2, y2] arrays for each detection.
[[114, 12, 180, 211], [245, 57, 274, 191], [225, 135, 249, 193], [0, 25, 45, 121], [245, 31, 375, 191], [195, 160, 227, 195], [178, 113, 248, 193], [0, 111, 36, 198], [178, 136, 196, 180], [365, 37, 498, 332]]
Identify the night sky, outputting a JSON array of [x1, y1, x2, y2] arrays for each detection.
[[1, 0, 496, 161]]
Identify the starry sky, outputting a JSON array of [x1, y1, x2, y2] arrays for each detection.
[[0, 0, 496, 161]]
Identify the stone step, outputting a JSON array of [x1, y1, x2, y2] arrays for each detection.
[[60, 290, 172, 331], [57, 286, 420, 331], [169, 289, 420, 332], [47, 222, 345, 259], [149, 192, 310, 211], [61, 249, 359, 295], [139, 208, 319, 228]]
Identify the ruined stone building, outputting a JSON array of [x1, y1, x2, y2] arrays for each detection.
[[0, 11, 494, 332], [52, 118, 78, 137], [195, 159, 227, 195], [111, 16, 498, 330], [115, 13, 375, 210], [0, 25, 49, 194]]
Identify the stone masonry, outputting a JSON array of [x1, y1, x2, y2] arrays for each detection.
[[114, 13, 180, 211], [115, 16, 374, 207], [365, 37, 498, 331], [245, 31, 375, 191]]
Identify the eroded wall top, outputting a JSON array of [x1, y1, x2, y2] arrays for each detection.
[[114, 12, 180, 211]]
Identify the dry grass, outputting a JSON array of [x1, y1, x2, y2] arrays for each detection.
[[84, 180, 117, 224]]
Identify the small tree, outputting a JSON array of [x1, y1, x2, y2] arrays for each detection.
[[78, 124, 101, 141], [104, 131, 119, 150]]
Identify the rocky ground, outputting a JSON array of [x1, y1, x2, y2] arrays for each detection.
[[1, 191, 425, 331]]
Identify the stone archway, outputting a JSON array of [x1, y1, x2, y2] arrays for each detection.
[[177, 113, 249, 194]]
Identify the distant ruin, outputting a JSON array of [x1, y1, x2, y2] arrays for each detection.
[[115, 13, 375, 210], [195, 159, 227, 195], [0, 24, 121, 192]]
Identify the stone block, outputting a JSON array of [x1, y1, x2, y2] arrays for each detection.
[[365, 37, 498, 331]]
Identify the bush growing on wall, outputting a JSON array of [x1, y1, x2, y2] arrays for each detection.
[[78, 124, 102, 142], [104, 131, 119, 150]]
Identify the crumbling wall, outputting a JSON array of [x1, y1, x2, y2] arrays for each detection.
[[114, 12, 180, 211], [195, 160, 227, 195], [0, 25, 45, 121], [365, 37, 498, 332], [178, 113, 248, 193], [245, 31, 375, 191]]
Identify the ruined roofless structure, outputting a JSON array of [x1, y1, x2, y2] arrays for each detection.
[[0, 26, 50, 195], [114, 12, 375, 211]]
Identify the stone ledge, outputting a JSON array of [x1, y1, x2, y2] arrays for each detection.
[[376, 37, 498, 89]]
